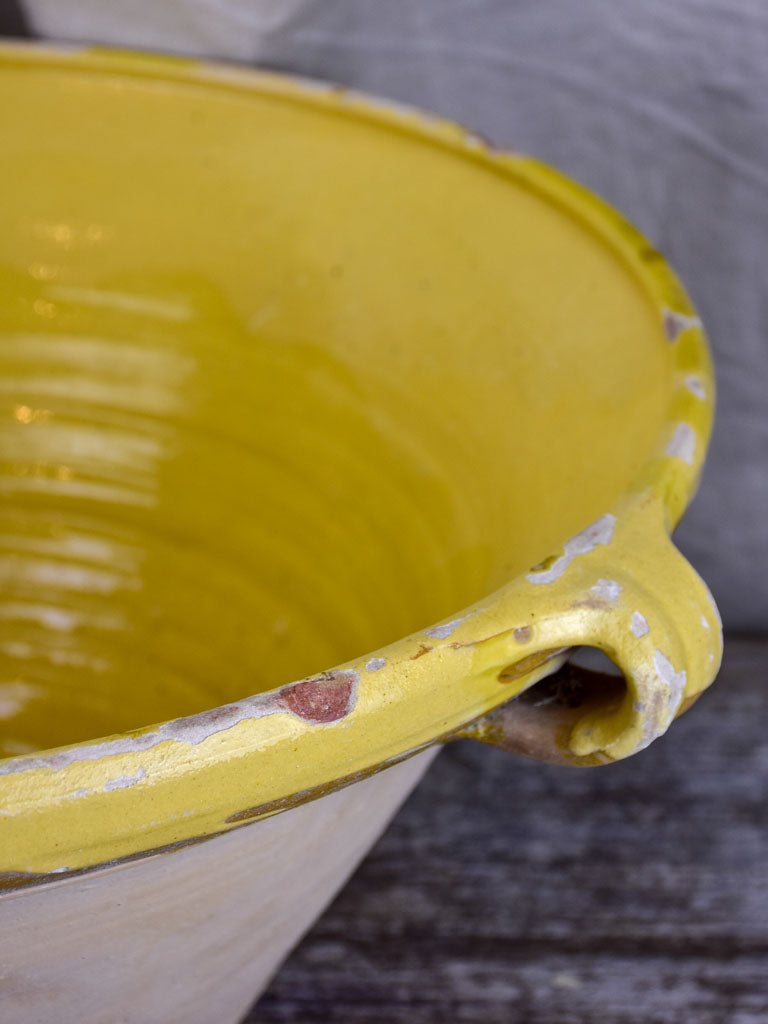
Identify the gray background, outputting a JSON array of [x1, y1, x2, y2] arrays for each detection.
[[9, 0, 766, 630]]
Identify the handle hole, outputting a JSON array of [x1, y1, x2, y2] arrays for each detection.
[[567, 646, 624, 677], [472, 653, 629, 764], [514, 649, 626, 712]]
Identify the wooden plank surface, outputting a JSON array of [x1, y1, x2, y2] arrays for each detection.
[[248, 637, 768, 1023]]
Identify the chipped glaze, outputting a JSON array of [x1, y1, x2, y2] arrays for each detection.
[[0, 44, 721, 886], [424, 618, 468, 639], [630, 611, 650, 638], [666, 423, 697, 465], [664, 308, 703, 342], [685, 375, 707, 400], [591, 579, 623, 603], [0, 670, 359, 780], [527, 515, 616, 585], [653, 649, 687, 724], [104, 767, 147, 792]]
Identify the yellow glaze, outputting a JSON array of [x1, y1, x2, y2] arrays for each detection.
[[0, 44, 721, 878]]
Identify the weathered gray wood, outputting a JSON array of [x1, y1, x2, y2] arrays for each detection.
[[248, 637, 768, 1023]]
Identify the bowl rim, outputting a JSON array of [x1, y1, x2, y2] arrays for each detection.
[[0, 41, 717, 887]]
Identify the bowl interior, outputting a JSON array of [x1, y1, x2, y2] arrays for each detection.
[[0, 57, 670, 754]]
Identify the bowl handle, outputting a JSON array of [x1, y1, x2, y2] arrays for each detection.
[[452, 495, 722, 765]]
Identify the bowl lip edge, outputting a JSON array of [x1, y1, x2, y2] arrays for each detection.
[[0, 41, 716, 880]]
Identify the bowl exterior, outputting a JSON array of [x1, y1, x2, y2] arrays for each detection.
[[0, 749, 437, 1023]]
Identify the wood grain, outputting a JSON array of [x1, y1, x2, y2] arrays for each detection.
[[248, 637, 768, 1023]]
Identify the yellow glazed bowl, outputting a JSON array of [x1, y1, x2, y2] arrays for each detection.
[[0, 45, 721, 888]]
